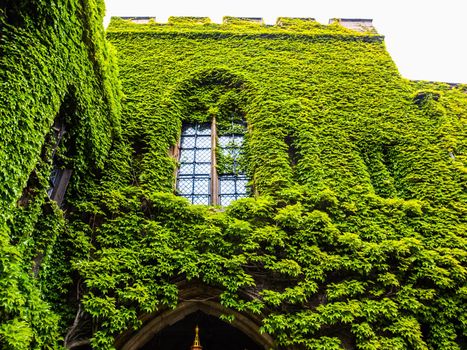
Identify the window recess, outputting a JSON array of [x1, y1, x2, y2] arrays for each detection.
[[217, 123, 248, 206], [46, 117, 72, 206], [177, 122, 213, 205], [176, 117, 248, 206]]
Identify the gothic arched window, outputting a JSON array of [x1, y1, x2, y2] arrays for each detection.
[[176, 117, 248, 205]]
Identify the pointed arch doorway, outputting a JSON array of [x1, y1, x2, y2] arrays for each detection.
[[140, 310, 262, 350], [116, 301, 275, 350]]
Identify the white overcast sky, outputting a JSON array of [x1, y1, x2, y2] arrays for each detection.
[[103, 0, 467, 84]]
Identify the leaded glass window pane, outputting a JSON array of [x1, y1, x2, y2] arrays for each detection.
[[197, 125, 211, 135], [220, 178, 236, 194], [192, 195, 210, 205], [176, 118, 249, 206], [177, 178, 194, 193], [193, 177, 210, 193], [236, 177, 248, 194], [177, 122, 212, 204], [219, 174, 248, 205], [219, 195, 236, 207], [196, 136, 211, 148], [182, 125, 197, 135], [218, 118, 248, 205], [194, 163, 211, 175], [179, 163, 194, 175], [195, 149, 211, 162], [218, 135, 230, 148], [180, 149, 195, 163], [181, 136, 196, 148]]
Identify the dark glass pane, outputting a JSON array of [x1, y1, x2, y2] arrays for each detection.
[[196, 136, 211, 148], [197, 123, 211, 135], [49, 168, 59, 186], [182, 125, 196, 135]]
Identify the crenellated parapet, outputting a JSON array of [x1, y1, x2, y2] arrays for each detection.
[[329, 18, 376, 33], [119, 16, 155, 24], [113, 16, 378, 34]]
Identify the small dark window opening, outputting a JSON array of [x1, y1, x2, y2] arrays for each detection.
[[47, 115, 73, 207], [284, 135, 299, 167], [381, 144, 394, 175], [361, 143, 397, 198], [17, 116, 71, 208], [47, 117, 65, 194], [413, 91, 440, 108]]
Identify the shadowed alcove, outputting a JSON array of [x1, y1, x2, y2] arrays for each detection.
[[117, 300, 275, 350], [140, 311, 263, 350]]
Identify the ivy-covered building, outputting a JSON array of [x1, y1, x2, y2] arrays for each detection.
[[1, 1, 466, 349]]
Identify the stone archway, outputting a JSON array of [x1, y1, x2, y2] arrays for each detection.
[[119, 301, 273, 350], [115, 283, 275, 350], [139, 310, 262, 350]]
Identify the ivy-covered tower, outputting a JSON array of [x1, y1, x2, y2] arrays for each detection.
[[1, 3, 466, 350]]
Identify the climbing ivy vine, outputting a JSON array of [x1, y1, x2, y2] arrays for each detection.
[[0, 0, 120, 348], [73, 17, 465, 349], [1, 9, 466, 350]]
